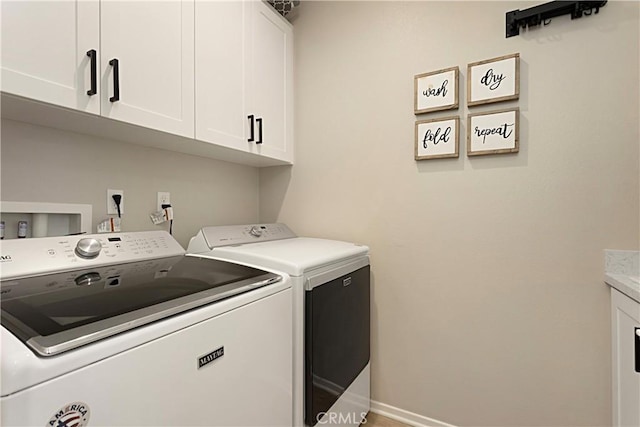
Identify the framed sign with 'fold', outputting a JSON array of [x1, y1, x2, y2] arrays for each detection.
[[467, 53, 520, 107], [415, 116, 460, 160], [414, 66, 459, 114]]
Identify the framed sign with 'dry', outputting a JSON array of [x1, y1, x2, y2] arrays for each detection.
[[414, 66, 459, 114], [467, 53, 519, 107]]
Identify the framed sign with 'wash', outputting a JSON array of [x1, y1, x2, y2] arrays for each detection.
[[414, 66, 459, 114]]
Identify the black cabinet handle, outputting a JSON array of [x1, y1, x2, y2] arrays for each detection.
[[109, 58, 120, 102], [86, 49, 97, 96], [634, 328, 640, 373], [247, 115, 255, 142], [256, 117, 263, 144]]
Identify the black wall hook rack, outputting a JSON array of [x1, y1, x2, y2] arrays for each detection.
[[506, 1, 607, 38]]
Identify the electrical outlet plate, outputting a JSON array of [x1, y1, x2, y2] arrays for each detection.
[[107, 189, 124, 215], [157, 192, 170, 211]]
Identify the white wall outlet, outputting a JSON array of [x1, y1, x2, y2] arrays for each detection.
[[107, 189, 124, 215], [157, 192, 171, 211]]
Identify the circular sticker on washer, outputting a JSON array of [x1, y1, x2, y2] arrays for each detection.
[[46, 402, 90, 427]]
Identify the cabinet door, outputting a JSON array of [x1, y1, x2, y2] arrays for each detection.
[[247, 1, 293, 163], [1, 0, 100, 114], [100, 0, 194, 138], [195, 0, 249, 151], [612, 289, 640, 427]]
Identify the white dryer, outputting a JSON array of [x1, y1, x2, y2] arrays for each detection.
[[188, 224, 370, 427], [1, 230, 292, 426]]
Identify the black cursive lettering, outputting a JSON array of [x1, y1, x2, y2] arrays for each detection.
[[474, 123, 514, 144], [423, 126, 452, 149], [423, 80, 448, 98], [479, 68, 505, 90]]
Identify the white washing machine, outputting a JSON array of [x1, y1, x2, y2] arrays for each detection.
[[188, 224, 370, 427], [1, 230, 292, 426]]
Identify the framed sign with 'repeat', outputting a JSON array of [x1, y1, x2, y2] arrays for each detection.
[[467, 108, 519, 156]]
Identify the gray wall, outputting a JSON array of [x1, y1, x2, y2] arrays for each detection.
[[1, 119, 259, 247], [260, 1, 640, 426]]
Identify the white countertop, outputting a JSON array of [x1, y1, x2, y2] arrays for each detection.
[[605, 273, 640, 303], [605, 250, 640, 303]]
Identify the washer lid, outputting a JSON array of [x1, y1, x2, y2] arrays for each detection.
[[1, 256, 281, 357], [211, 238, 369, 276]]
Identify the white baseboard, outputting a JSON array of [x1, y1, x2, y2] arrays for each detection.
[[369, 400, 457, 427]]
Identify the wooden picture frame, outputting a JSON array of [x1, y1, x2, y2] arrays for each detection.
[[467, 53, 519, 107], [414, 66, 459, 114], [467, 108, 519, 156], [415, 116, 460, 160]]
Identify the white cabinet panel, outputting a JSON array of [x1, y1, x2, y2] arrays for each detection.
[[248, 0, 292, 162], [100, 0, 194, 137], [195, 0, 248, 150], [195, 0, 293, 164], [1, 0, 100, 114], [612, 289, 640, 427]]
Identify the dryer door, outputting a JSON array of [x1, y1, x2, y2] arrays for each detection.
[[304, 264, 370, 426]]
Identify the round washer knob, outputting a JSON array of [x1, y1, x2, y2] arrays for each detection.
[[249, 226, 263, 237], [75, 238, 102, 259]]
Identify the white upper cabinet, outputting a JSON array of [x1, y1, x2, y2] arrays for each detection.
[[2, 0, 194, 138], [195, 0, 248, 151], [2, 0, 290, 165], [1, 0, 100, 114], [100, 1, 194, 138], [247, 0, 293, 163], [196, 0, 293, 164]]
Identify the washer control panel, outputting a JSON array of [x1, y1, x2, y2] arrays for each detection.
[[0, 231, 185, 280], [249, 226, 263, 238], [75, 238, 102, 259], [201, 223, 297, 248]]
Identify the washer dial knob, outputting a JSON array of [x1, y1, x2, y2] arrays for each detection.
[[75, 272, 102, 286], [249, 226, 263, 237], [75, 238, 102, 259]]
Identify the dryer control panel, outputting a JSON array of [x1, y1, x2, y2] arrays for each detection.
[[0, 231, 185, 280], [200, 223, 297, 249]]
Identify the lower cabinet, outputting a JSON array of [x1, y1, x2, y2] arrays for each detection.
[[611, 288, 640, 427]]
